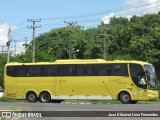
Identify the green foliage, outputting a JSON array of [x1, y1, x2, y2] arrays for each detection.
[[0, 55, 7, 87], [0, 13, 160, 86], [107, 54, 133, 61], [0, 96, 27, 102]]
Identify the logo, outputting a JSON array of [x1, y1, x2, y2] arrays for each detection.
[[2, 112, 11, 118]]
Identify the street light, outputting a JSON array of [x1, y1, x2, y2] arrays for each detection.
[[73, 49, 80, 59]]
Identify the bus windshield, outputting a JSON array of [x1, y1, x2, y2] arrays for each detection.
[[144, 65, 158, 90]]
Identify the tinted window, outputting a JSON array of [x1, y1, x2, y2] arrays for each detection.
[[7, 66, 26, 77], [43, 65, 58, 76], [59, 65, 70, 76], [58, 65, 77, 76], [6, 63, 128, 77], [27, 66, 42, 76], [130, 63, 146, 88], [111, 64, 128, 76], [76, 65, 84, 75], [84, 65, 93, 75], [69, 65, 77, 76], [93, 64, 111, 76], [76, 64, 93, 76]]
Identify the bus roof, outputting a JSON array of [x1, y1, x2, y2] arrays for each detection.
[[6, 59, 152, 66], [54, 59, 106, 63]]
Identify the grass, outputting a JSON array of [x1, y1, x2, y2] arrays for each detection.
[[0, 97, 27, 102], [64, 99, 160, 104], [155, 99, 160, 102], [63, 100, 121, 104], [0, 118, 7, 120]]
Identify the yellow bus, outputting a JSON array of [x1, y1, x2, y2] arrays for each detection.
[[4, 59, 159, 104]]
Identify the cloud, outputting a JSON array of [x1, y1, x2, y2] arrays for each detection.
[[10, 41, 26, 55], [101, 12, 114, 24], [0, 23, 25, 54], [101, 0, 160, 23], [0, 24, 9, 46], [101, 0, 160, 24], [123, 0, 160, 16]]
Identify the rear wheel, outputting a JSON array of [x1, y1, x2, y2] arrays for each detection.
[[26, 92, 37, 103], [119, 92, 131, 104], [39, 92, 51, 103]]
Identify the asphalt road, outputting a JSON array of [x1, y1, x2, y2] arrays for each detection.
[[0, 102, 160, 120]]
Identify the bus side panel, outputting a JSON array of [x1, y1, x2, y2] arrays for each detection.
[[60, 76, 112, 100], [4, 76, 17, 98]]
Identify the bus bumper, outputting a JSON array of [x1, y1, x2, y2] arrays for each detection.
[[147, 91, 159, 100]]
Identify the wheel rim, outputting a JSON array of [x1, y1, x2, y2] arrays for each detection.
[[121, 93, 130, 103], [42, 94, 49, 102], [40, 93, 51, 102], [28, 94, 36, 102]]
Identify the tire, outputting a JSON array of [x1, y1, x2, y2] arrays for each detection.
[[119, 92, 131, 104], [130, 100, 138, 104], [26, 92, 37, 103], [39, 92, 51, 103]]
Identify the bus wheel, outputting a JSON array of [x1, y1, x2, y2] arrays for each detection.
[[119, 92, 131, 104], [26, 92, 37, 103], [130, 100, 138, 104], [39, 92, 51, 103]]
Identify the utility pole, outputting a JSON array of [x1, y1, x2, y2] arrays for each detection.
[[7, 27, 11, 63], [2, 46, 4, 54], [103, 35, 107, 59], [0, 18, 11, 62], [14, 41, 16, 56], [28, 19, 41, 63], [64, 21, 77, 59], [24, 37, 27, 53], [100, 23, 110, 60], [0, 45, 6, 54]]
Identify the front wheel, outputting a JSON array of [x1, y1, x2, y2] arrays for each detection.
[[119, 92, 131, 104]]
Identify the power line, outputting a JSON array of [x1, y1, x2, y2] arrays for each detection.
[[6, 1, 160, 54], [41, 1, 159, 20]]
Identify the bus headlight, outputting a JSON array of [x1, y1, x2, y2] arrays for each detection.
[[148, 92, 155, 95]]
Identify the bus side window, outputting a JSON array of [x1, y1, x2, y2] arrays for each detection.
[[112, 64, 121, 76], [111, 64, 128, 76], [76, 65, 84, 76], [76, 65, 93, 76], [69, 65, 76, 76], [93, 64, 111, 76], [7, 66, 14, 76], [27, 66, 42, 76], [7, 66, 26, 77], [16, 66, 27, 77], [43, 65, 58, 76], [130, 63, 146, 88], [84, 65, 93, 76], [93, 65, 103, 76], [59, 65, 69, 76]]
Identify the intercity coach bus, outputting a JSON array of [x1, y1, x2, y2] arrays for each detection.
[[4, 59, 159, 104]]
